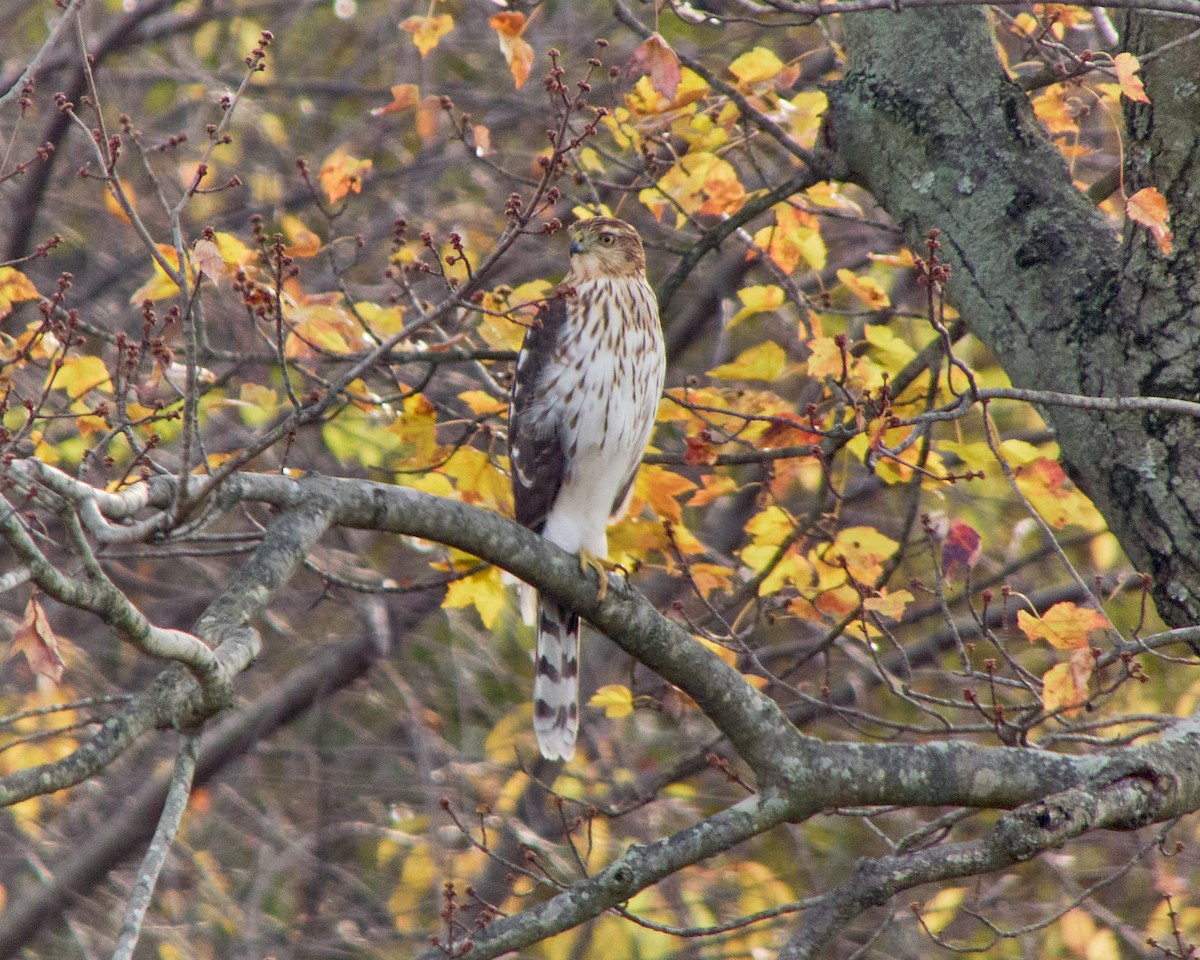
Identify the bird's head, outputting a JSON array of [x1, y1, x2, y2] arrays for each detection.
[[565, 217, 646, 280]]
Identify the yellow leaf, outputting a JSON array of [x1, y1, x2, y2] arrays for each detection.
[[104, 183, 134, 224], [1126, 185, 1172, 254], [442, 446, 512, 513], [317, 147, 372, 204], [442, 566, 507, 629], [387, 392, 442, 468], [489, 13, 533, 89], [1013, 457, 1104, 530], [1112, 52, 1149, 104], [400, 14, 453, 57], [779, 90, 827, 150], [0, 267, 40, 318], [282, 214, 322, 257], [589, 684, 634, 718], [1017, 601, 1110, 650], [826, 526, 899, 583], [728, 285, 785, 328], [129, 244, 190, 303], [707, 341, 786, 381], [1041, 649, 1094, 716], [623, 68, 709, 117], [805, 336, 846, 379], [862, 588, 914, 620], [354, 301, 405, 337], [51, 355, 111, 397], [728, 47, 784, 86], [458, 389, 507, 416], [836, 268, 891, 309], [236, 383, 279, 428], [862, 323, 918, 371], [920, 887, 964, 936]]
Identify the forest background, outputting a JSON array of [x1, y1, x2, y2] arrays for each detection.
[[3, 1, 1200, 958]]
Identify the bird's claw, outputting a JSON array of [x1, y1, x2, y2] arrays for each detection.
[[578, 549, 615, 601]]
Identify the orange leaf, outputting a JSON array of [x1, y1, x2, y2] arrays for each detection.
[[635, 465, 698, 524], [8, 597, 67, 683], [629, 33, 682, 101], [400, 14, 454, 58], [1126, 186, 1172, 254], [489, 12, 534, 89], [1112, 52, 1149, 104], [317, 147, 372, 204], [371, 83, 421, 116], [1017, 601, 1110, 650]]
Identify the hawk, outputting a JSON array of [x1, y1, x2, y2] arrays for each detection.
[[509, 217, 666, 761]]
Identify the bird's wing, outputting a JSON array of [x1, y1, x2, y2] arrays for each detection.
[[509, 296, 569, 534]]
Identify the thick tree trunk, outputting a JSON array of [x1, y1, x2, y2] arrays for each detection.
[[826, 11, 1200, 626]]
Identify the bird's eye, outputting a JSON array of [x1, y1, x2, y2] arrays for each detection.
[[599, 234, 615, 245]]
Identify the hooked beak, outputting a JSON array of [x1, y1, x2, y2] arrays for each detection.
[[569, 235, 584, 256]]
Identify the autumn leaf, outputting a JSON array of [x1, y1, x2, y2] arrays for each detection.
[[1014, 457, 1103, 530], [442, 566, 507, 629], [371, 83, 421, 116], [192, 238, 226, 285], [707, 342, 786, 381], [862, 588, 914, 620], [640, 151, 746, 226], [751, 203, 825, 275], [728, 285, 785, 328], [629, 33, 682, 101], [1112, 52, 1149, 103], [836, 268, 891, 310], [317, 147, 373, 204], [400, 14, 453, 58], [51, 355, 112, 397], [0, 267, 40, 318], [634, 465, 698, 524], [728, 47, 784, 86], [8, 597, 68, 683], [919, 887, 965, 936], [1017, 601, 1110, 650], [826, 526, 899, 583], [1041, 648, 1094, 716], [805, 336, 847, 380], [489, 12, 533, 89], [590, 684, 635, 718], [940, 519, 981, 581], [103, 183, 135, 224], [1126, 186, 1172, 254], [282, 215, 322, 258]]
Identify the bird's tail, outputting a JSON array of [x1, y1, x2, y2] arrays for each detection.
[[533, 596, 580, 761]]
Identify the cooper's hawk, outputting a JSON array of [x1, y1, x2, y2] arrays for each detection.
[[509, 217, 666, 761]]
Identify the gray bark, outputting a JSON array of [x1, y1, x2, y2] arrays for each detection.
[[825, 10, 1200, 627]]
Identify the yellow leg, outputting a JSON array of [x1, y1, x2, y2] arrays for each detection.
[[578, 549, 611, 601]]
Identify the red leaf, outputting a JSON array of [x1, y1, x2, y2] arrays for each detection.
[[629, 33, 682, 101], [941, 519, 981, 581]]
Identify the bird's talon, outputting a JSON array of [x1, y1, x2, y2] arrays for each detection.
[[578, 550, 612, 601]]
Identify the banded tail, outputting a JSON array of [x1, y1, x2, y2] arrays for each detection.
[[533, 598, 580, 761]]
